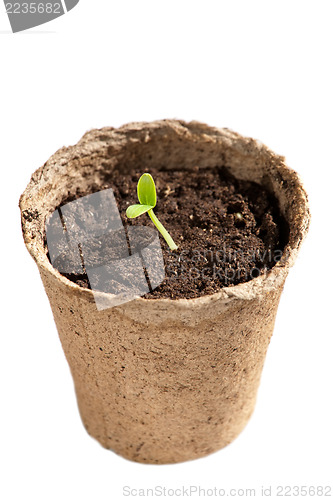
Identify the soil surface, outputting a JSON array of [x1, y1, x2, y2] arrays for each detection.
[[45, 166, 289, 299]]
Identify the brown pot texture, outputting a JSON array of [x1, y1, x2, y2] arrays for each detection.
[[19, 120, 310, 464]]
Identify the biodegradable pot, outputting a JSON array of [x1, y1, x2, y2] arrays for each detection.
[[20, 120, 310, 464]]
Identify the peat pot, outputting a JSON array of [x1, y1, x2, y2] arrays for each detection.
[[20, 120, 310, 464]]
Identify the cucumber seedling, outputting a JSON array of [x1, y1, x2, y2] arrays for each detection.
[[126, 173, 178, 251]]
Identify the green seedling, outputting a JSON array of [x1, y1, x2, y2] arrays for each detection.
[[126, 173, 178, 251]]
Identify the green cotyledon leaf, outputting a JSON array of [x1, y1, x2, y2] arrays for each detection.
[[137, 173, 157, 207], [126, 204, 154, 218]]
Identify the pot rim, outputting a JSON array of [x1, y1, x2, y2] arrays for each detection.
[[19, 119, 311, 306]]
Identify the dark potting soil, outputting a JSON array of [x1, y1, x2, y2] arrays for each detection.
[[45, 166, 289, 299]]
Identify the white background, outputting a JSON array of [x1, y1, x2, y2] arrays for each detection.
[[1, 1, 332, 499]]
